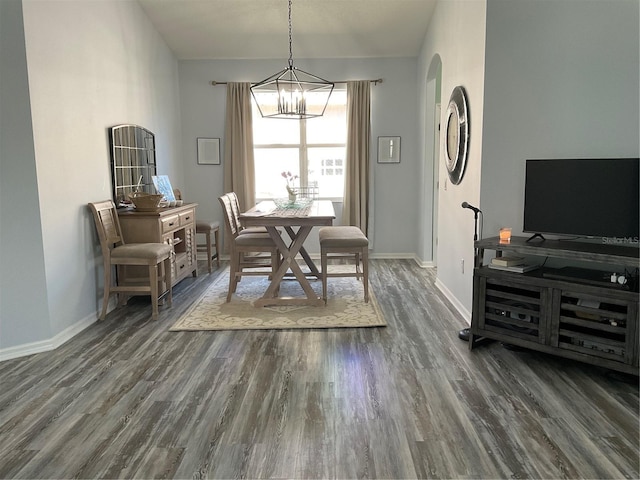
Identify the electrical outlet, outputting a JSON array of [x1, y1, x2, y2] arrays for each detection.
[[460, 259, 465, 274]]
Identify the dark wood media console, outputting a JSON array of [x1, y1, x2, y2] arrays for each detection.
[[469, 236, 639, 375]]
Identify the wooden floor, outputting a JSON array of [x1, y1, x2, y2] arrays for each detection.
[[0, 259, 637, 479]]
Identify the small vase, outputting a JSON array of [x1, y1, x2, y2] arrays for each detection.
[[288, 191, 297, 203]]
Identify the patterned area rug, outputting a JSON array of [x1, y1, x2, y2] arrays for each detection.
[[170, 267, 386, 331]]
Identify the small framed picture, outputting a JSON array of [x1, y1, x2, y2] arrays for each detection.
[[197, 138, 220, 165], [377, 136, 401, 163], [152, 175, 176, 201]]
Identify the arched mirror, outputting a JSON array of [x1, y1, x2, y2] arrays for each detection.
[[109, 124, 157, 205]]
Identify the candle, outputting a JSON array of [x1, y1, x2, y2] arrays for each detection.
[[499, 227, 512, 243]]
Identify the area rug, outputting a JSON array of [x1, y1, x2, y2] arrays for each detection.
[[170, 267, 386, 331]]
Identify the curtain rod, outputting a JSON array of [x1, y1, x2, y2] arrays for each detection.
[[210, 78, 383, 86]]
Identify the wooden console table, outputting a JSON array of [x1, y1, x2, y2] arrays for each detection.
[[118, 203, 198, 287], [470, 236, 639, 375]]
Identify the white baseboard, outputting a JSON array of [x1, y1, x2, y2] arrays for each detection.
[[413, 256, 435, 268], [434, 278, 471, 323], [0, 312, 97, 362]]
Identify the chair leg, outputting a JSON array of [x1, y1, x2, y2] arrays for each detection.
[[214, 228, 220, 268], [362, 248, 369, 303], [205, 230, 213, 273], [149, 264, 159, 320], [116, 265, 128, 306], [321, 248, 328, 305], [164, 256, 173, 307], [100, 261, 111, 321], [227, 253, 240, 302]]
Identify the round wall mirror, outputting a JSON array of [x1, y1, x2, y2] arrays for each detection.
[[444, 86, 469, 185]]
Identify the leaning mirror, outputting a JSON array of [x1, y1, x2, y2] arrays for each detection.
[[109, 124, 157, 206]]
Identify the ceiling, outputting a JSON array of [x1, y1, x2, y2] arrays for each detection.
[[137, 0, 437, 60]]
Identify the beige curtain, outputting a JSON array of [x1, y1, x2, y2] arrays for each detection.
[[343, 81, 371, 235], [223, 82, 255, 212]]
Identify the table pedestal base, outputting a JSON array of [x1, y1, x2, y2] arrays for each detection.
[[254, 225, 324, 307]]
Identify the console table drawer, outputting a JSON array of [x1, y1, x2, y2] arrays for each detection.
[[161, 215, 180, 233], [179, 209, 195, 227]]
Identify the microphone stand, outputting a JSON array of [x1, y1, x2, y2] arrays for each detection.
[[459, 203, 482, 342]]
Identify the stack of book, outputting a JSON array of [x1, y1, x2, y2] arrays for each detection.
[[488, 256, 539, 273]]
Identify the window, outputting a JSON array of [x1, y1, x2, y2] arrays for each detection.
[[252, 90, 347, 200]]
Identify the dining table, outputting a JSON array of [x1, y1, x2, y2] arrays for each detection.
[[239, 199, 336, 307]]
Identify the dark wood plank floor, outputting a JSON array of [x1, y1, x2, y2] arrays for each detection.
[[0, 259, 637, 479]]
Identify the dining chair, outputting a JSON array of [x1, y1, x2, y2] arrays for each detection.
[[218, 192, 281, 302], [88, 200, 173, 320], [195, 220, 221, 273], [227, 191, 271, 236], [319, 226, 369, 304]]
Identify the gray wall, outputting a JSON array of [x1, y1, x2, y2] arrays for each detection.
[[0, 0, 183, 360], [417, 0, 488, 318], [417, 0, 639, 322], [0, 0, 52, 350], [480, 0, 640, 240], [177, 57, 420, 257]]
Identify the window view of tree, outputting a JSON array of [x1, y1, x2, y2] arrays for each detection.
[[252, 90, 347, 199]]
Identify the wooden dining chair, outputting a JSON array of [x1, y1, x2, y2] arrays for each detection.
[[195, 220, 220, 273], [227, 191, 271, 236], [88, 200, 173, 320], [218, 192, 280, 302], [319, 226, 369, 304]]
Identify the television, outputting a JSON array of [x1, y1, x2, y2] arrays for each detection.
[[523, 158, 639, 240]]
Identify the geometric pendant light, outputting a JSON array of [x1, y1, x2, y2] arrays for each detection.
[[250, 0, 334, 119]]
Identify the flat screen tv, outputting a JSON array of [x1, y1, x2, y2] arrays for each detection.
[[523, 158, 639, 240]]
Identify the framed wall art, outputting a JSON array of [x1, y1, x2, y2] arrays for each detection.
[[377, 136, 401, 164], [197, 137, 220, 165]]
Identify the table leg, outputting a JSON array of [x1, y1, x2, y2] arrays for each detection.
[[254, 225, 323, 307], [284, 226, 321, 278]]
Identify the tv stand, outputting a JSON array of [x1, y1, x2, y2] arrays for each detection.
[[542, 266, 627, 288], [470, 236, 639, 375], [526, 233, 546, 242]]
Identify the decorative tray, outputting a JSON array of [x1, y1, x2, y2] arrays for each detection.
[[273, 197, 312, 209]]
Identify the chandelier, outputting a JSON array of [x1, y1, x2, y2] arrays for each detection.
[[250, 0, 334, 119]]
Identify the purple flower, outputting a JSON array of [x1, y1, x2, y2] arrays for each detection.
[[281, 171, 298, 183]]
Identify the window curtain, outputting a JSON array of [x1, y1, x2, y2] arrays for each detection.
[[343, 81, 371, 237], [223, 82, 256, 212]]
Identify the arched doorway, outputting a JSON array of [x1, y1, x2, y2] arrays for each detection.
[[424, 55, 442, 264]]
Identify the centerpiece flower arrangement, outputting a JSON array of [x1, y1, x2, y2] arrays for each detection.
[[281, 171, 298, 202]]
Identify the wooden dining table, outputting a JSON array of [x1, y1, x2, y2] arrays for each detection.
[[239, 200, 335, 307]]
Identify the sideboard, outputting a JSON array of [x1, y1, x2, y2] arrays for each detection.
[[470, 236, 639, 375], [118, 203, 198, 287]]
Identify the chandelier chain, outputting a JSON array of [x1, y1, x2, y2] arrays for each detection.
[[287, 0, 293, 68]]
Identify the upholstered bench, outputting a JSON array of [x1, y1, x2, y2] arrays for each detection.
[[195, 220, 220, 273], [319, 226, 369, 304]]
